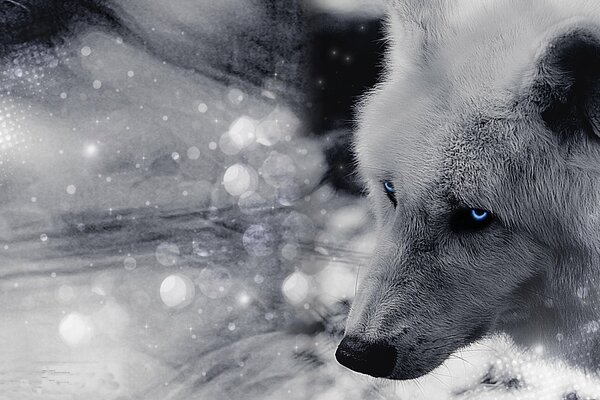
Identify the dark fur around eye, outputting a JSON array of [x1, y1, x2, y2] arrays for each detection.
[[450, 208, 494, 233]]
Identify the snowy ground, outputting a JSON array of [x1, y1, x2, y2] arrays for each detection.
[[1, 1, 600, 399]]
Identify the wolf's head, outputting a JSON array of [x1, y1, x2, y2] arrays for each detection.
[[336, 0, 600, 380]]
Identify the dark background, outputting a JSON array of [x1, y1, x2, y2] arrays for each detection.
[[307, 11, 386, 194]]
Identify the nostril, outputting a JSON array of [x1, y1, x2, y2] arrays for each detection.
[[335, 336, 397, 378]]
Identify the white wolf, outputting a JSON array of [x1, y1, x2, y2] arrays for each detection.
[[336, 0, 600, 381]]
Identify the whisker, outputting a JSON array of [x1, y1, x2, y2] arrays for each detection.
[[355, 263, 361, 297], [429, 371, 449, 387], [4, 0, 29, 10], [449, 352, 475, 367]]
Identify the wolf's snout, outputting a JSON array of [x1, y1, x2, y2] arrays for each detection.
[[335, 336, 396, 377]]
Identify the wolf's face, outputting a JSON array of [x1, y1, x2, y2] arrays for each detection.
[[337, 2, 600, 380]]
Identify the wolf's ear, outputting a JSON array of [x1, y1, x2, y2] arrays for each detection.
[[531, 24, 600, 139], [383, 0, 449, 30], [382, 0, 450, 64]]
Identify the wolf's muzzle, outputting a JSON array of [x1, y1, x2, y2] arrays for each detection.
[[335, 336, 396, 378]]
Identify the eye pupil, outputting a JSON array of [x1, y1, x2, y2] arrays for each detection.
[[450, 208, 494, 232]]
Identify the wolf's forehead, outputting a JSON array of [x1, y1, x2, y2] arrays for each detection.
[[357, 0, 600, 212], [357, 3, 556, 182], [356, 68, 519, 205], [355, 79, 450, 195]]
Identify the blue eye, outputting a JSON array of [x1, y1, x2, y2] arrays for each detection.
[[450, 208, 494, 232], [470, 209, 489, 221], [382, 180, 397, 207], [383, 180, 395, 194]]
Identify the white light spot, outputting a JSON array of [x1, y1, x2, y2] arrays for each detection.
[[198, 103, 208, 113], [282, 272, 310, 304], [316, 263, 357, 301], [171, 152, 180, 161], [223, 164, 257, 196], [256, 119, 282, 146], [208, 142, 217, 150], [127, 70, 134, 77], [66, 185, 76, 195], [59, 313, 92, 346], [227, 116, 256, 150], [81, 46, 92, 56], [92, 80, 102, 89], [160, 274, 195, 308], [84, 144, 98, 157], [534, 344, 544, 355], [238, 293, 251, 305], [40, 234, 48, 242]]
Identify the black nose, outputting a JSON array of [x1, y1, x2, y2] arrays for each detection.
[[335, 336, 397, 378]]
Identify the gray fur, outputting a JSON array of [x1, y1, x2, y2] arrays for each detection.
[[344, 0, 600, 379]]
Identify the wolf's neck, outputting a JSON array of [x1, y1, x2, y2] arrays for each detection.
[[499, 265, 600, 370]]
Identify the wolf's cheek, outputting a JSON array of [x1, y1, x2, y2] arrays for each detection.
[[338, 226, 548, 380]]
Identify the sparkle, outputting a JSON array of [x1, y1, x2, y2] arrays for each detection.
[[84, 144, 98, 157], [238, 293, 251, 305]]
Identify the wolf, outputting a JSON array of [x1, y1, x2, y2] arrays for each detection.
[[336, 0, 600, 380]]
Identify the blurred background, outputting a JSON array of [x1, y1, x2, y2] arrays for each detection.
[[1, 1, 599, 399], [0, 1, 390, 398]]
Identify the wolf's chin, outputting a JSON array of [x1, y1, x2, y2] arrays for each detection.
[[386, 357, 447, 381]]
